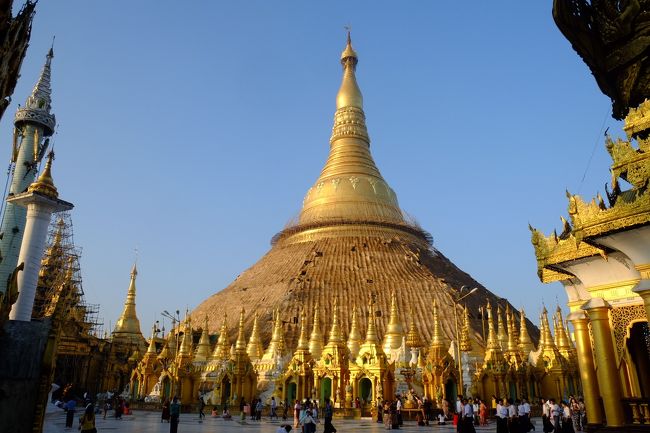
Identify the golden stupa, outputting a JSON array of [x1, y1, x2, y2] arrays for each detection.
[[192, 34, 533, 351]]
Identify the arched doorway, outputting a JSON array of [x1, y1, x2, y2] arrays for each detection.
[[222, 377, 232, 403], [287, 381, 297, 404], [445, 378, 457, 403], [359, 377, 372, 405], [321, 377, 332, 402], [628, 321, 650, 395], [162, 377, 171, 400]]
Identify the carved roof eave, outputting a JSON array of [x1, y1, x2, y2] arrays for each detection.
[[569, 191, 650, 243], [531, 232, 606, 284]]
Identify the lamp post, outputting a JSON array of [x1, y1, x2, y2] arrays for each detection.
[[162, 309, 181, 398], [453, 286, 478, 397]]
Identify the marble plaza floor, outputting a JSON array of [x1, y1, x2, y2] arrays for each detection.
[[43, 410, 535, 433]]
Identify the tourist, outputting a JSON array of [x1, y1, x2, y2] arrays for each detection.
[[391, 398, 400, 429], [301, 409, 317, 433], [271, 396, 278, 419], [438, 413, 447, 425], [102, 401, 110, 420], [569, 397, 581, 432], [423, 396, 432, 426], [78, 404, 96, 433], [520, 398, 532, 432], [396, 395, 403, 427], [323, 398, 336, 433], [198, 395, 205, 420], [561, 401, 575, 433], [479, 398, 488, 426], [383, 400, 392, 430], [211, 406, 218, 417], [507, 398, 518, 433], [64, 398, 76, 429], [578, 398, 586, 431], [541, 398, 553, 433], [462, 398, 477, 433], [472, 398, 479, 426], [550, 399, 561, 431], [294, 399, 301, 428], [161, 398, 170, 423], [256, 398, 263, 420], [496, 398, 508, 433], [169, 396, 181, 433], [282, 399, 289, 420], [222, 407, 232, 420], [442, 398, 450, 419]]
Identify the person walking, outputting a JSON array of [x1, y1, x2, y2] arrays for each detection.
[[479, 399, 488, 426], [198, 395, 205, 421], [324, 398, 336, 433], [463, 398, 477, 433], [64, 398, 76, 429], [170, 396, 181, 433], [79, 404, 96, 433], [271, 396, 278, 419], [162, 398, 170, 423], [294, 399, 301, 428]]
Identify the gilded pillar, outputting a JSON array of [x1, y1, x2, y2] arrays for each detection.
[[568, 311, 603, 426], [582, 298, 625, 427]]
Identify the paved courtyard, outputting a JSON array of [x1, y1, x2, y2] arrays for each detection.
[[43, 410, 529, 433]]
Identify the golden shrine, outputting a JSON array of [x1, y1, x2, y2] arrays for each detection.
[[128, 35, 579, 414], [529, 1, 650, 430]]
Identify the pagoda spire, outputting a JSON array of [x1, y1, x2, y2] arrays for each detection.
[[406, 308, 424, 349], [146, 322, 158, 354], [246, 313, 264, 361], [496, 306, 508, 350], [297, 32, 404, 226], [111, 263, 144, 341], [211, 314, 230, 360], [235, 308, 247, 354], [554, 306, 573, 356], [518, 308, 535, 355], [327, 296, 344, 344], [178, 314, 193, 356], [347, 305, 362, 359], [364, 298, 380, 344], [428, 298, 447, 363], [15, 47, 56, 135], [194, 315, 211, 362], [264, 309, 286, 359], [483, 300, 503, 364], [295, 309, 310, 354], [309, 303, 324, 359], [383, 291, 404, 353]]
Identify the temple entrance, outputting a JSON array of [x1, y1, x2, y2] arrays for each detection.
[[359, 377, 372, 405], [222, 377, 232, 402], [628, 322, 650, 396], [287, 381, 297, 404], [321, 377, 332, 402], [162, 377, 171, 399], [445, 379, 457, 403]]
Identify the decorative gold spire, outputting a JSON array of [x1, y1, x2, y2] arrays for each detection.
[[146, 322, 158, 354], [157, 341, 171, 361], [496, 306, 508, 350], [113, 263, 143, 340], [297, 33, 404, 227], [194, 315, 211, 362], [540, 307, 558, 353], [460, 305, 472, 352], [347, 305, 362, 358], [485, 300, 500, 351], [505, 307, 518, 354], [178, 315, 193, 356], [518, 308, 535, 355], [364, 298, 380, 344], [554, 306, 572, 356], [28, 151, 58, 199], [264, 309, 286, 358], [429, 299, 446, 350], [15, 47, 56, 135], [309, 303, 324, 359], [235, 307, 247, 354], [406, 308, 424, 349], [212, 314, 230, 360], [383, 291, 404, 353], [295, 309, 310, 354], [327, 296, 344, 344], [246, 312, 264, 361]]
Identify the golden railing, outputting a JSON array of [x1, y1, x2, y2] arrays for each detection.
[[623, 398, 650, 425]]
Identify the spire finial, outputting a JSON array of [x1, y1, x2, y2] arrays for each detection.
[[113, 262, 143, 338], [309, 302, 324, 359], [15, 48, 56, 135], [246, 312, 263, 361], [28, 150, 58, 198], [235, 307, 247, 353]]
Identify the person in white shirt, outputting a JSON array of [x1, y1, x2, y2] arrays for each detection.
[[550, 399, 561, 429], [462, 399, 476, 433], [496, 398, 509, 433]]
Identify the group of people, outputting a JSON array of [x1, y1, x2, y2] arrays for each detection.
[[160, 396, 181, 432], [494, 397, 533, 433], [541, 397, 586, 433], [292, 397, 331, 433], [379, 396, 403, 430]]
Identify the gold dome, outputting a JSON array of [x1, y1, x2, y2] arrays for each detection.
[[28, 151, 58, 199]]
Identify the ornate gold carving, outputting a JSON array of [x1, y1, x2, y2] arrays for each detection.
[[610, 304, 647, 363], [636, 263, 650, 280], [624, 99, 650, 139], [330, 106, 370, 143]]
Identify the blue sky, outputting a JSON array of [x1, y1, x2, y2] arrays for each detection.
[[3, 1, 620, 334]]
